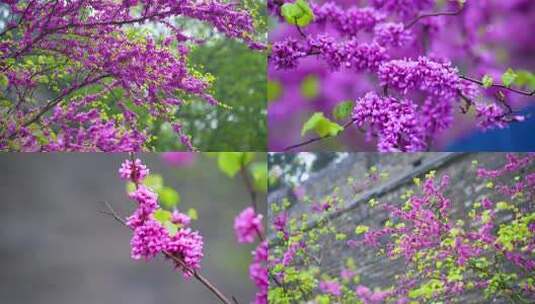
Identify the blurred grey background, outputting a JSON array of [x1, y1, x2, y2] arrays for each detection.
[[0, 153, 264, 304]]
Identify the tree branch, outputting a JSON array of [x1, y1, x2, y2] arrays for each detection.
[[283, 118, 356, 152], [405, 6, 465, 29], [7, 73, 111, 140], [460, 75, 535, 97], [100, 200, 236, 304], [239, 156, 265, 242]]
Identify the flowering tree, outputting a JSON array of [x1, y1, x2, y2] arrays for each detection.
[[268, 153, 535, 303], [268, 0, 535, 151], [103, 152, 268, 304], [0, 0, 264, 151]]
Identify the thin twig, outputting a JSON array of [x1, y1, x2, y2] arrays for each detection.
[[294, 21, 307, 39], [283, 118, 356, 151], [8, 73, 111, 140], [460, 75, 535, 97], [99, 201, 126, 225], [405, 7, 465, 29], [239, 166, 257, 212], [238, 156, 265, 242]]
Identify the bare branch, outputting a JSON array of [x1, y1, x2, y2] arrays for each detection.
[[405, 7, 465, 29]]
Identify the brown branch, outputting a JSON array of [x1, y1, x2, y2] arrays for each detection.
[[294, 21, 307, 39], [239, 165, 258, 212], [460, 75, 535, 97], [100, 200, 236, 304], [405, 6, 465, 29], [163, 252, 236, 304], [238, 156, 265, 242], [283, 118, 356, 151], [7, 73, 111, 140]]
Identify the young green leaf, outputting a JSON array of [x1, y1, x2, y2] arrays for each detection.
[[0, 73, 8, 88], [481, 74, 493, 89], [300, 75, 319, 100], [217, 152, 255, 177], [301, 112, 344, 137], [159, 186, 180, 209], [153, 208, 173, 223], [281, 0, 314, 27], [143, 174, 164, 192], [164, 221, 179, 236], [187, 208, 198, 220], [250, 162, 268, 193], [355, 225, 369, 235], [332, 101, 354, 121], [267, 80, 283, 102], [501, 68, 517, 88], [514, 70, 535, 89]]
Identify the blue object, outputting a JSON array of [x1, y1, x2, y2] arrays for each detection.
[[447, 105, 535, 151]]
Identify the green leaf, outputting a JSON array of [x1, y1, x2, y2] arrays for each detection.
[[408, 279, 443, 299], [300, 75, 319, 100], [159, 186, 180, 209], [153, 208, 173, 223], [143, 174, 164, 192], [126, 182, 136, 193], [301, 112, 344, 137], [355, 225, 369, 235], [281, 0, 314, 27], [0, 73, 9, 88], [267, 80, 283, 102], [217, 152, 255, 177], [501, 68, 517, 88], [481, 74, 493, 89], [164, 221, 179, 236], [315, 295, 330, 304], [187, 208, 198, 220], [332, 101, 354, 121], [495, 201, 510, 210], [250, 162, 268, 193], [514, 70, 535, 89]]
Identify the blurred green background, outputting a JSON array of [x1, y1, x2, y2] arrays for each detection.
[[160, 39, 267, 151]]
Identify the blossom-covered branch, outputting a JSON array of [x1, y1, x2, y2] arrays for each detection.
[[268, 153, 535, 303], [103, 154, 237, 304], [269, 0, 535, 151], [0, 0, 263, 151]]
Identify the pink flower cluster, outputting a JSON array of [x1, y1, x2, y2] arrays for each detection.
[[161, 152, 198, 167], [250, 241, 268, 304], [352, 92, 424, 152], [234, 207, 264, 244], [311, 3, 386, 36], [377, 57, 474, 98], [119, 159, 150, 183], [373, 22, 414, 47], [119, 159, 204, 278], [234, 206, 267, 304], [355, 285, 393, 304], [319, 280, 342, 297]]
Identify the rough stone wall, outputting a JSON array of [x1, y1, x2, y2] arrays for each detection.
[[268, 153, 534, 303]]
